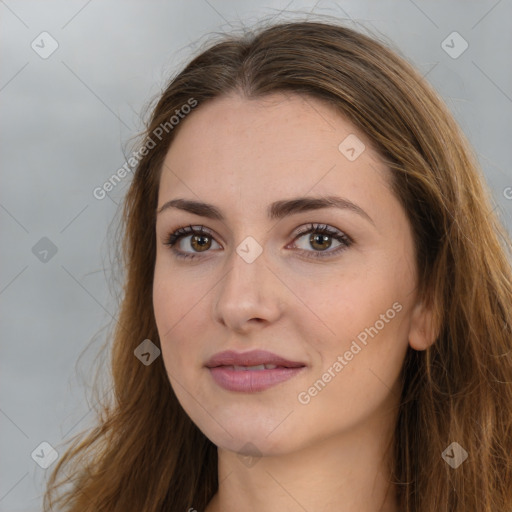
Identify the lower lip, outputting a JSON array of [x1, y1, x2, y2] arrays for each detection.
[[207, 366, 306, 392]]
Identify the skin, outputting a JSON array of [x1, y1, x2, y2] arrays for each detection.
[[153, 92, 436, 512]]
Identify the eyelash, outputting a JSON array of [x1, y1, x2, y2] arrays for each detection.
[[163, 223, 353, 261]]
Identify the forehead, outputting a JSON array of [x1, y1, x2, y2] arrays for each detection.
[[158, 92, 392, 215]]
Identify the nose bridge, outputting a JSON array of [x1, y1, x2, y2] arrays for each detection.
[[222, 241, 269, 304], [213, 239, 283, 329]]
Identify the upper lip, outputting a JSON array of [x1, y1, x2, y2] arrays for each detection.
[[205, 350, 306, 368]]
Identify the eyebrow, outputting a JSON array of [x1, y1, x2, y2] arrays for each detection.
[[156, 195, 375, 226]]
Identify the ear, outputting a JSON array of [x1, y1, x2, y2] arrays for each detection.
[[408, 299, 439, 351]]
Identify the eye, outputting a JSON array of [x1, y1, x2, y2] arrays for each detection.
[[289, 223, 353, 259], [163, 225, 221, 260], [163, 223, 353, 261]]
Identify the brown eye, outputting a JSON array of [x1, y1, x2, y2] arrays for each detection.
[[309, 233, 333, 251], [291, 223, 353, 259], [165, 223, 352, 261], [190, 234, 212, 252], [164, 225, 221, 259]]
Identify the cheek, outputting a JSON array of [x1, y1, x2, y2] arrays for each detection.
[[152, 265, 201, 366], [296, 271, 394, 342], [153, 269, 176, 336], [152, 259, 201, 331], [303, 263, 410, 379]]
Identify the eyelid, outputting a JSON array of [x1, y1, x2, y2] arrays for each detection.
[[164, 224, 220, 249], [288, 223, 353, 257]]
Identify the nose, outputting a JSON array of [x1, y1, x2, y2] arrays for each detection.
[[213, 244, 284, 334]]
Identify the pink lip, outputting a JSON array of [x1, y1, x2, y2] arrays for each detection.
[[205, 349, 306, 392], [208, 366, 306, 392], [205, 349, 305, 368]]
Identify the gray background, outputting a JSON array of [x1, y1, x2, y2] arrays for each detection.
[[1, 1, 511, 510]]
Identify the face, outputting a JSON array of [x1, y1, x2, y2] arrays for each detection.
[[153, 92, 433, 457]]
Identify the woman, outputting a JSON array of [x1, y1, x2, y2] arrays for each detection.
[[44, 20, 512, 512]]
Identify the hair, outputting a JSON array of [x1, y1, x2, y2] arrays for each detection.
[[44, 19, 512, 512]]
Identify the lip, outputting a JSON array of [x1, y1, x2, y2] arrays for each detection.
[[205, 349, 305, 369], [205, 350, 307, 393]]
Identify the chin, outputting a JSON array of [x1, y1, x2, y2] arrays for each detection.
[[203, 420, 301, 456]]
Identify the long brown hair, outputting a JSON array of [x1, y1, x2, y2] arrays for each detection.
[[44, 19, 512, 511]]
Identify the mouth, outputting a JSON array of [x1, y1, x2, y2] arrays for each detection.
[[205, 350, 306, 392], [205, 349, 306, 369], [215, 364, 290, 371]]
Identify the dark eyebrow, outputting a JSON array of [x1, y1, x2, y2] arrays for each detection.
[[156, 195, 375, 226]]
